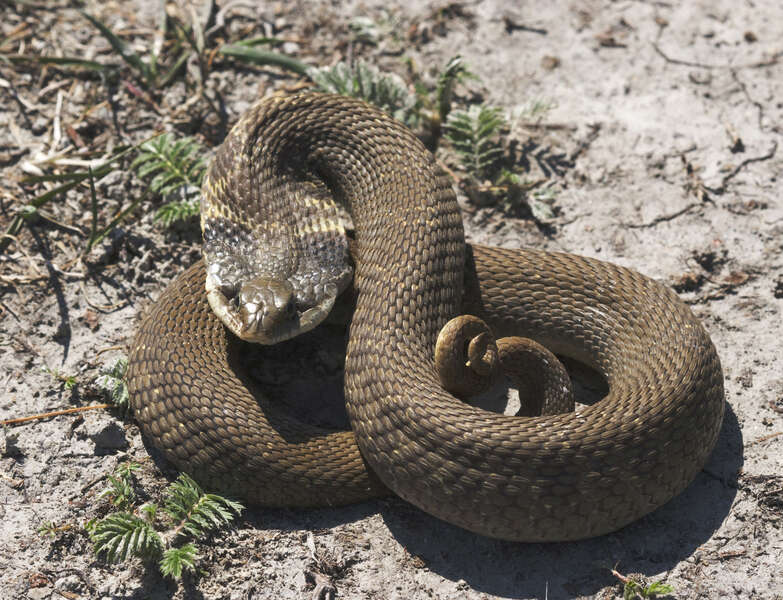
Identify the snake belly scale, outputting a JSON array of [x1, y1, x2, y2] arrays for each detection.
[[127, 93, 724, 542]]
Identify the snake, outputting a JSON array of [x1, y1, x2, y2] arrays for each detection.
[[127, 93, 725, 542]]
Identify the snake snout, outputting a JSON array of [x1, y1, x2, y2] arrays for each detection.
[[238, 278, 298, 337]]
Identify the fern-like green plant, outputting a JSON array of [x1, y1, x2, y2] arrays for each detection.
[[91, 512, 162, 562], [41, 365, 78, 391], [38, 521, 59, 538], [309, 61, 418, 127], [623, 579, 675, 599], [444, 105, 506, 182], [163, 473, 244, 540], [160, 543, 197, 579], [131, 133, 206, 226], [88, 472, 243, 580], [434, 55, 474, 125], [96, 357, 130, 413], [98, 461, 140, 510]]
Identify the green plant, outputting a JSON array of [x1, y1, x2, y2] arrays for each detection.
[[37, 521, 58, 538], [98, 462, 140, 510], [42, 365, 77, 391], [131, 134, 207, 225], [79, 9, 200, 91], [89, 511, 163, 562], [509, 97, 557, 127], [88, 472, 243, 580], [309, 60, 418, 127], [432, 55, 475, 126], [219, 42, 310, 77], [623, 579, 674, 599], [96, 357, 130, 413], [612, 566, 675, 599], [444, 104, 506, 181]]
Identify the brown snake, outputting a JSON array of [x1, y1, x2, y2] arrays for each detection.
[[127, 93, 724, 542]]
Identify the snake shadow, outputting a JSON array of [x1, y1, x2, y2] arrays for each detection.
[[377, 399, 742, 599]]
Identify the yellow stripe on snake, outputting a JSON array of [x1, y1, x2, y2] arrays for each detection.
[[127, 93, 724, 542]]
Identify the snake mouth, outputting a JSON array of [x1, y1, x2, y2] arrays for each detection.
[[205, 270, 337, 344]]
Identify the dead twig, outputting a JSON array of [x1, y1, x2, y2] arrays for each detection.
[[748, 431, 783, 446], [95, 344, 126, 357], [79, 281, 128, 312], [1, 404, 110, 427]]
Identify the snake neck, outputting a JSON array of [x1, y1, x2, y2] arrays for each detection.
[[203, 93, 466, 352]]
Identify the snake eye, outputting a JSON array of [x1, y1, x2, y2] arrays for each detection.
[[220, 282, 238, 300]]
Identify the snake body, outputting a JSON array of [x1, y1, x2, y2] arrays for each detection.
[[127, 94, 724, 542]]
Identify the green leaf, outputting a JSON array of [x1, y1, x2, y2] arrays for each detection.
[[308, 61, 417, 126], [445, 105, 507, 180], [98, 461, 139, 510], [218, 44, 310, 76], [163, 473, 203, 523], [155, 198, 200, 226], [91, 512, 162, 563], [80, 11, 150, 82], [435, 55, 474, 122], [140, 502, 158, 522], [160, 543, 197, 579], [130, 133, 206, 226], [163, 473, 243, 540], [96, 357, 130, 412], [645, 581, 674, 597]]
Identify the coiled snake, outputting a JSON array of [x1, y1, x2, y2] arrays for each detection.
[[127, 93, 724, 542]]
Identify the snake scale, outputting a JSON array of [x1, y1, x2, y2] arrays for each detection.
[[127, 93, 724, 542]]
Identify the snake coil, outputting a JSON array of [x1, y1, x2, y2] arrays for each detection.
[[128, 94, 724, 541]]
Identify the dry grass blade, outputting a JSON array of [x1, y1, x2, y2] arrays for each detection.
[[0, 54, 112, 72]]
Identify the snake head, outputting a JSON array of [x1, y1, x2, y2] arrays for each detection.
[[206, 265, 337, 344]]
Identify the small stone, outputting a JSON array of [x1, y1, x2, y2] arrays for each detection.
[[26, 586, 52, 600], [541, 55, 560, 70], [55, 574, 85, 595], [1, 427, 22, 457]]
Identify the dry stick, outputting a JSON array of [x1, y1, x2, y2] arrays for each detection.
[[95, 344, 125, 357], [610, 566, 633, 586], [1, 404, 110, 427], [748, 431, 783, 446]]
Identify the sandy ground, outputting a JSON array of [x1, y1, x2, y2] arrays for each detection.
[[1, 1, 782, 598]]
